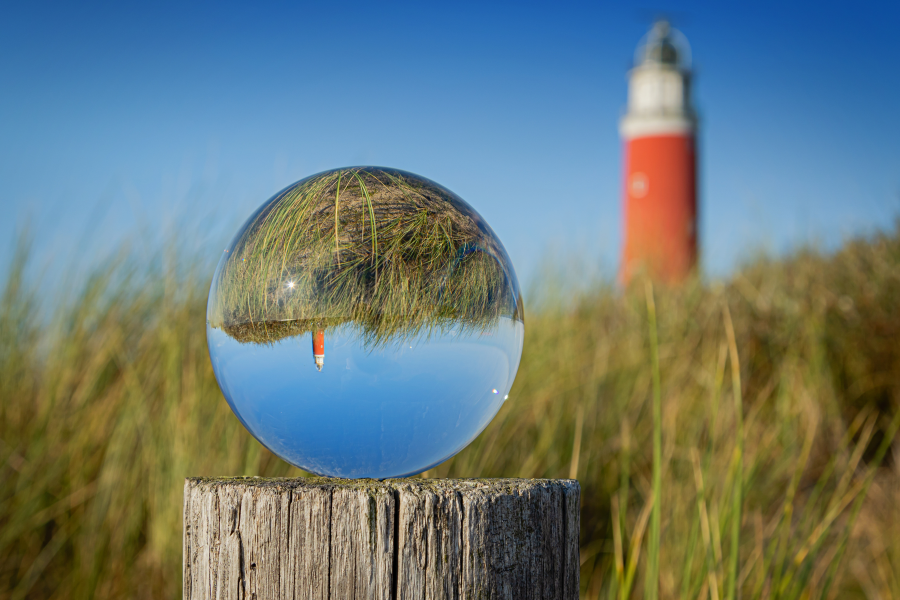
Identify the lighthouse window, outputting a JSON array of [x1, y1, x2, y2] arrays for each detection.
[[630, 173, 649, 198]]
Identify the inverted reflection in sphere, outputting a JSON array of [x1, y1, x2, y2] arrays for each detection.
[[206, 167, 524, 479]]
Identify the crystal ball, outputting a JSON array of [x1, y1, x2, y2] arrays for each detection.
[[206, 167, 524, 478]]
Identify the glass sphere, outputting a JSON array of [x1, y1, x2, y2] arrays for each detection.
[[207, 167, 524, 479]]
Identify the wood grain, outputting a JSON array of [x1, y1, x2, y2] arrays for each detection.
[[184, 477, 580, 600]]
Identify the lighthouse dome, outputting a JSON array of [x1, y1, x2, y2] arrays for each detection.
[[637, 20, 690, 70], [647, 35, 678, 65]]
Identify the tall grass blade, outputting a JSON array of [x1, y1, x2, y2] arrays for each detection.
[[643, 280, 662, 600], [723, 305, 743, 600]]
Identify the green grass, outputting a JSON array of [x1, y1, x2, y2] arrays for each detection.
[[2, 222, 900, 599]]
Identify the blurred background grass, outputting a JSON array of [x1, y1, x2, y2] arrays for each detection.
[[1, 224, 899, 599]]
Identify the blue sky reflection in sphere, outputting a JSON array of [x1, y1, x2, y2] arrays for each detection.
[[206, 168, 524, 478]]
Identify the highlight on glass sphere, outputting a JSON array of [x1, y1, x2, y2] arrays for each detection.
[[206, 167, 524, 479]]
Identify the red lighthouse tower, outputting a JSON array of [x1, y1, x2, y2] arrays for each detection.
[[620, 20, 698, 285], [312, 329, 325, 371]]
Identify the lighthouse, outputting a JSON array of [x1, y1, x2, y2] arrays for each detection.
[[619, 20, 698, 285], [312, 329, 325, 371]]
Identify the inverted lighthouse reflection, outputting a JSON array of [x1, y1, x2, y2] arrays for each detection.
[[206, 167, 524, 479]]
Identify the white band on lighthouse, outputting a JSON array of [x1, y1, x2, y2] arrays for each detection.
[[619, 114, 696, 140]]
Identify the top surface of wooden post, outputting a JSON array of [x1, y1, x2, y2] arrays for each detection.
[[184, 477, 580, 600]]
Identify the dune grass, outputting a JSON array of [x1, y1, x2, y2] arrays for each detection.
[[209, 167, 520, 348], [1, 222, 900, 598]]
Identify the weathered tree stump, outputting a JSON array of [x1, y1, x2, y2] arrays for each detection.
[[183, 477, 580, 600]]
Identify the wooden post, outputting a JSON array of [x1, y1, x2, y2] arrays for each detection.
[[184, 477, 580, 600]]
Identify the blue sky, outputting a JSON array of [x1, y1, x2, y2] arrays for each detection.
[[2, 1, 898, 286]]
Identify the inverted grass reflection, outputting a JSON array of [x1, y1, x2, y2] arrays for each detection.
[[208, 167, 522, 348]]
